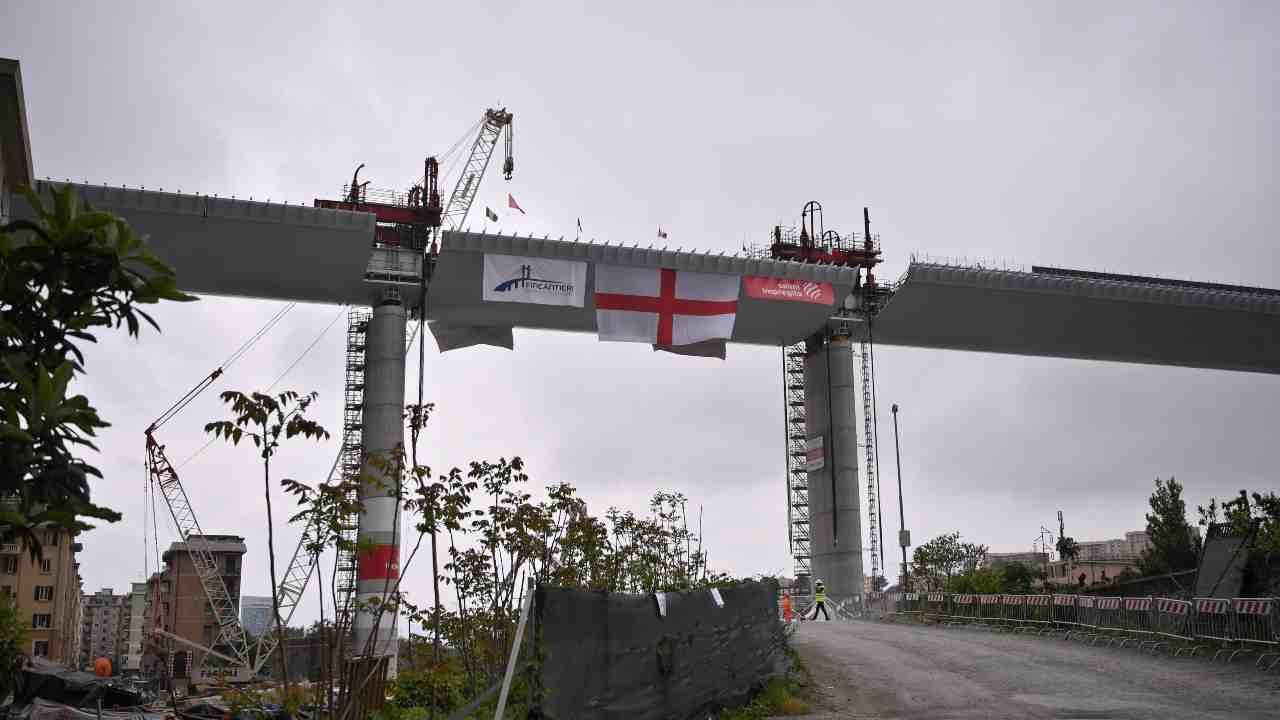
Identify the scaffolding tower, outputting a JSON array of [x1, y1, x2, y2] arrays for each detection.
[[859, 341, 881, 584], [334, 308, 370, 639], [784, 343, 810, 577]]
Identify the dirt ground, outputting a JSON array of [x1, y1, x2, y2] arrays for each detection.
[[788, 619, 1280, 719]]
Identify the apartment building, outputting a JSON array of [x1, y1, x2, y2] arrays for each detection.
[[79, 588, 129, 671], [145, 535, 246, 679], [0, 529, 83, 663], [240, 595, 273, 638], [121, 582, 147, 673], [986, 551, 1049, 568], [1075, 530, 1153, 562]]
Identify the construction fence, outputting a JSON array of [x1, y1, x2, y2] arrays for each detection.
[[538, 580, 789, 719], [855, 592, 1280, 670]]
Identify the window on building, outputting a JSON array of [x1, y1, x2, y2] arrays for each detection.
[[32, 614, 51, 629], [32, 640, 49, 657], [224, 556, 240, 574], [45, 531, 58, 547], [39, 559, 51, 574], [1, 557, 16, 575], [34, 586, 52, 602]]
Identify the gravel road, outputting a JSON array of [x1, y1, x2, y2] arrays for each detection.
[[790, 619, 1280, 719]]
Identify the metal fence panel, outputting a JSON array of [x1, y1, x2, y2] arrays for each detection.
[[1019, 595, 1053, 634], [947, 594, 979, 624], [998, 594, 1026, 631], [1110, 596, 1153, 648], [978, 594, 1002, 625], [1231, 597, 1278, 667], [1052, 594, 1079, 635], [925, 592, 947, 619], [1147, 598, 1194, 656], [1089, 597, 1123, 645]]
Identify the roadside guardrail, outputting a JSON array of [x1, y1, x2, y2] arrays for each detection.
[[842, 590, 1279, 671]]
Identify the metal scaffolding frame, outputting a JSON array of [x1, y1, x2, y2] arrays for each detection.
[[334, 308, 371, 639], [784, 343, 810, 577], [859, 340, 881, 584]]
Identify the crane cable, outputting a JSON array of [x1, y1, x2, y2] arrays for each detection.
[[412, 116, 485, 189], [144, 301, 296, 579], [176, 304, 348, 469], [148, 303, 296, 433]]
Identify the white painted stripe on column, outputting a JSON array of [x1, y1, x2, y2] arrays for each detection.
[[357, 496, 398, 533]]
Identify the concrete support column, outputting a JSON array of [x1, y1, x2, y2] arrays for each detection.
[[804, 332, 864, 607], [354, 290, 405, 677]]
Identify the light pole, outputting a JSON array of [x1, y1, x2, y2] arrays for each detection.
[[892, 404, 910, 590]]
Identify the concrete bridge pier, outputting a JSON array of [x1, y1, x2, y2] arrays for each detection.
[[353, 289, 406, 677], [804, 330, 864, 610]]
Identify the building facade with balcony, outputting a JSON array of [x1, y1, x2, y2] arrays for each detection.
[[0, 529, 83, 664]]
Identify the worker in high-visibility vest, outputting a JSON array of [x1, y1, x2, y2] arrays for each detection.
[[781, 591, 793, 623], [808, 579, 830, 621]]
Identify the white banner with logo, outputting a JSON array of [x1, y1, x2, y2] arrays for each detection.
[[482, 254, 587, 307]]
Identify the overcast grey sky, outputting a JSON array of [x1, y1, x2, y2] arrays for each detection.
[[3, 1, 1277, 620]]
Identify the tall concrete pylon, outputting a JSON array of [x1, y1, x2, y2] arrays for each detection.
[[804, 330, 864, 606], [353, 290, 406, 676]]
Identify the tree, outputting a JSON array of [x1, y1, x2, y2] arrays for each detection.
[[0, 600, 26, 701], [911, 532, 988, 592], [1055, 536, 1079, 564], [1000, 562, 1035, 594], [206, 390, 328, 697], [1137, 476, 1200, 575], [1, 186, 194, 556]]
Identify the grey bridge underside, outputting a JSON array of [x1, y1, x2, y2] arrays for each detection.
[[863, 263, 1280, 374], [8, 181, 1280, 372]]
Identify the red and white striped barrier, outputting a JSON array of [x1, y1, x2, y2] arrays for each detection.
[[1027, 595, 1051, 607], [1196, 598, 1230, 614], [1124, 597, 1152, 611], [1053, 594, 1076, 606], [1232, 598, 1273, 616], [954, 594, 974, 605], [1155, 598, 1190, 615], [1097, 597, 1121, 610]]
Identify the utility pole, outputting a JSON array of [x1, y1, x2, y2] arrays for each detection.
[[892, 404, 910, 590]]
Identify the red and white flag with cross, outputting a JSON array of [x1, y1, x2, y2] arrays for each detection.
[[594, 265, 739, 345]]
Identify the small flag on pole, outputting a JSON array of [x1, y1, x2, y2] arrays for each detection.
[[577, 218, 583, 232], [657, 226, 668, 239], [485, 207, 498, 222], [508, 193, 526, 214]]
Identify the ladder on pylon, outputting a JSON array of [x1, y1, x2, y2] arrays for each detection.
[[783, 343, 811, 576], [859, 340, 882, 585], [333, 308, 370, 642]]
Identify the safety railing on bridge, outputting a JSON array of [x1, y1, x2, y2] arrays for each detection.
[[853, 591, 1279, 671]]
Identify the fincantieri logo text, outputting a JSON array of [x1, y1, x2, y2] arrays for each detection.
[[492, 264, 576, 295]]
